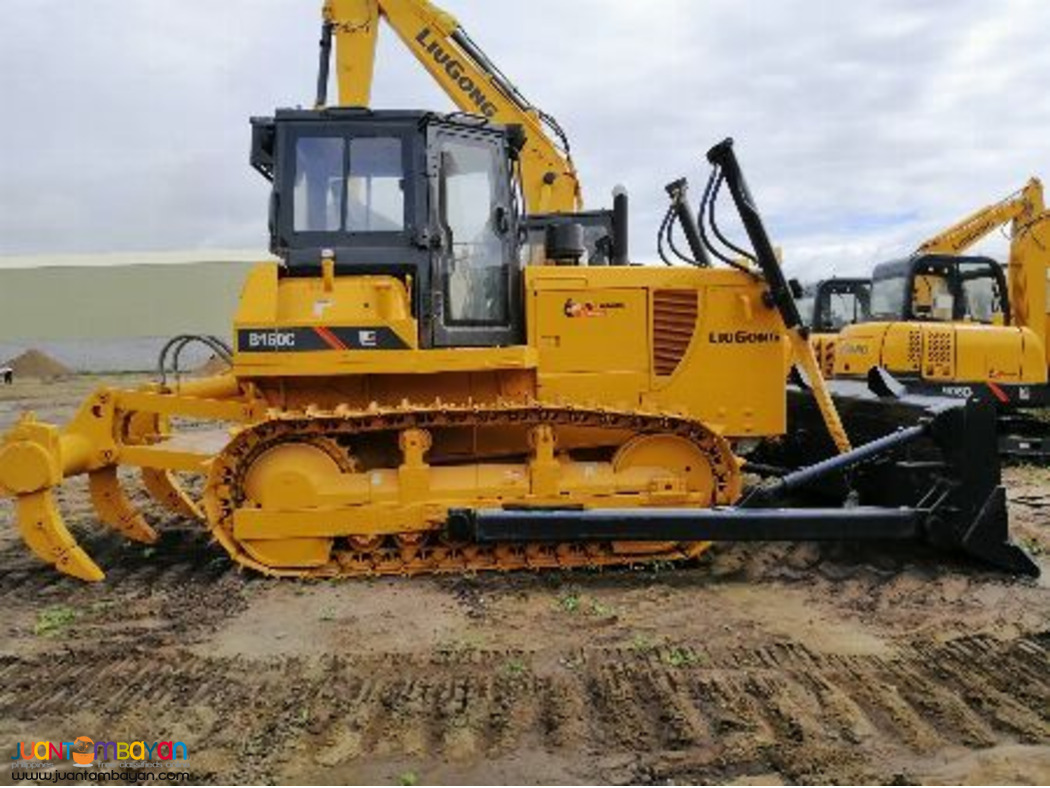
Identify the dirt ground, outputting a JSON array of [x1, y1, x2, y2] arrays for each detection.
[[0, 376, 1047, 786]]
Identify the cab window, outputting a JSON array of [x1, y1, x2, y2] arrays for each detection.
[[958, 261, 1004, 323], [293, 137, 345, 232], [912, 273, 954, 321], [819, 287, 870, 330], [438, 135, 508, 325], [870, 275, 907, 319], [293, 135, 405, 233], [347, 138, 404, 232]]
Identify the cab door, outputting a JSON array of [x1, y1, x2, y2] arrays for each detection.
[[427, 127, 523, 348]]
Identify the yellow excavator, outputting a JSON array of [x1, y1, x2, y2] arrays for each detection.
[[0, 4, 1035, 582], [832, 179, 1050, 458]]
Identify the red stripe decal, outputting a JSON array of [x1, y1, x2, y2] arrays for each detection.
[[314, 326, 347, 351], [986, 381, 1010, 404]]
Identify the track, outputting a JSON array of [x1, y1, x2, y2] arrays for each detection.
[[1, 630, 1046, 784], [204, 402, 738, 578]]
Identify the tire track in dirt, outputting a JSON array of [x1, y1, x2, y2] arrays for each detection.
[[1, 632, 1046, 784]]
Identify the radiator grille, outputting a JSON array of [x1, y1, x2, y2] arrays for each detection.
[[927, 331, 953, 363], [924, 329, 955, 379], [653, 289, 698, 377], [907, 330, 922, 366]]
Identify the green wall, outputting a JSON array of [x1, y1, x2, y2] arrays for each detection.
[[0, 261, 256, 341]]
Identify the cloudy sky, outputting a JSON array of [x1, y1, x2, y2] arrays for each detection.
[[1, 0, 1048, 280]]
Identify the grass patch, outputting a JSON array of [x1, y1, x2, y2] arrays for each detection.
[[588, 600, 615, 618], [505, 658, 527, 677], [556, 591, 581, 614], [630, 633, 656, 653], [663, 646, 705, 668], [35, 605, 77, 636], [397, 771, 419, 786], [555, 591, 615, 618], [1020, 537, 1046, 557]]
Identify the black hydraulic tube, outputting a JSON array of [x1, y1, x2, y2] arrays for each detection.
[[612, 186, 630, 265], [744, 423, 929, 506], [315, 22, 334, 109], [665, 179, 711, 267], [448, 506, 922, 544], [156, 334, 233, 385], [450, 29, 531, 114], [706, 138, 802, 329]]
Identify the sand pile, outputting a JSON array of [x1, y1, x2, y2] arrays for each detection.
[[196, 355, 232, 376], [3, 349, 74, 379]]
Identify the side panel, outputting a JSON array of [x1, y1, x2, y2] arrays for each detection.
[[953, 324, 1023, 383], [832, 323, 892, 377], [833, 319, 1047, 387], [527, 267, 786, 438], [532, 286, 650, 404], [649, 284, 786, 438], [233, 262, 537, 379], [880, 324, 922, 376], [920, 325, 956, 381]]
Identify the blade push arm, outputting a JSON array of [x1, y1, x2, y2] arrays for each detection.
[[706, 139, 852, 454], [321, 0, 582, 214]]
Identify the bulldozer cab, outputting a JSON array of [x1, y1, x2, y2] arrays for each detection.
[[251, 108, 524, 348], [869, 254, 1010, 325]]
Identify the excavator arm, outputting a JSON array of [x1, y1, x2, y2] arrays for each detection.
[[321, 0, 582, 214], [918, 178, 1044, 255], [916, 178, 1049, 363]]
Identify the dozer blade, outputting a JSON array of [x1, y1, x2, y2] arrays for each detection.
[[88, 468, 159, 544], [752, 370, 1039, 575], [142, 468, 203, 521], [15, 490, 105, 582]]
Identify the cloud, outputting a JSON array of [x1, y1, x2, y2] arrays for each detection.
[[1, 0, 1047, 281]]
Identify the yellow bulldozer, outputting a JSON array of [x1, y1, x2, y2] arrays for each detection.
[[0, 2, 1037, 582]]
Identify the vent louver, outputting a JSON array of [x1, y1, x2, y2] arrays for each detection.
[[653, 289, 698, 377]]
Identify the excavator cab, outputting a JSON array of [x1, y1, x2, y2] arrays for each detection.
[[800, 278, 872, 333], [251, 108, 524, 348], [869, 254, 1010, 325]]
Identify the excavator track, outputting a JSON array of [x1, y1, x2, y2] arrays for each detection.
[[204, 402, 743, 578]]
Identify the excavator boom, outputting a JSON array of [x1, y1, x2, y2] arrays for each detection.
[[321, 0, 582, 214], [918, 178, 1045, 255], [915, 178, 1049, 360]]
